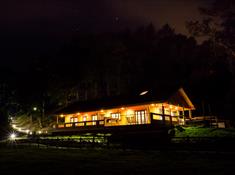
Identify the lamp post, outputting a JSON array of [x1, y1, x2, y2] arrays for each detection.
[[32, 106, 43, 129], [30, 107, 37, 131]]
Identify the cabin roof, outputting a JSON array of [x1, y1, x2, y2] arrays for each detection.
[[54, 87, 195, 115]]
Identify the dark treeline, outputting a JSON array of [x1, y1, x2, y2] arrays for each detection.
[[0, 22, 234, 136]]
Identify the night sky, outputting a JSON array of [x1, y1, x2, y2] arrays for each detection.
[[1, 0, 211, 68]]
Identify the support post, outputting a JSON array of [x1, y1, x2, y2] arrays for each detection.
[[169, 107, 173, 126], [182, 107, 185, 125], [56, 115, 59, 125], [42, 100, 45, 127], [189, 110, 192, 120], [162, 104, 165, 124]]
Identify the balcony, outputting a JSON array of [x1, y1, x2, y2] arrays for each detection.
[[57, 120, 105, 129]]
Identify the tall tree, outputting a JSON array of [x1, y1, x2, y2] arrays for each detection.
[[186, 0, 235, 120], [186, 0, 235, 58]]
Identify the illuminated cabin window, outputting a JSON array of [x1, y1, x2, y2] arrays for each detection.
[[83, 116, 87, 121], [126, 116, 135, 124], [65, 123, 72, 127], [92, 115, 98, 125], [153, 114, 162, 120], [92, 115, 98, 121], [135, 110, 147, 124], [165, 116, 170, 121], [156, 108, 163, 114], [171, 111, 179, 116], [70, 117, 78, 123], [164, 109, 171, 115], [111, 113, 121, 120]]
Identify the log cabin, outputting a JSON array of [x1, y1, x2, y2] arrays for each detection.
[[51, 87, 195, 135]]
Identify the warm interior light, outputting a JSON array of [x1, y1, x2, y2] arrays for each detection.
[[60, 114, 64, 118], [126, 110, 134, 116], [83, 116, 87, 121]]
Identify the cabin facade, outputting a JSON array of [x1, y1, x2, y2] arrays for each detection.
[[52, 88, 195, 134]]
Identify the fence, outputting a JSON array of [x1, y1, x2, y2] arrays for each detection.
[[3, 135, 235, 151]]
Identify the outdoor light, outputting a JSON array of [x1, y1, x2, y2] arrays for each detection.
[[139, 91, 148, 96], [33, 107, 37, 111], [9, 133, 16, 140]]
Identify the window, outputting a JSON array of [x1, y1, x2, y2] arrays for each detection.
[[157, 108, 163, 114], [153, 114, 162, 120], [111, 113, 121, 120], [92, 115, 98, 125], [135, 110, 147, 124], [92, 115, 98, 121], [171, 111, 179, 116], [83, 116, 87, 121], [164, 109, 171, 115], [70, 117, 78, 123]]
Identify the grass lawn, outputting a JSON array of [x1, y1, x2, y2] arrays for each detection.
[[175, 127, 235, 137], [1, 146, 235, 175]]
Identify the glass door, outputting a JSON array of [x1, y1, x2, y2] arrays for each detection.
[[135, 110, 147, 124], [92, 115, 98, 125]]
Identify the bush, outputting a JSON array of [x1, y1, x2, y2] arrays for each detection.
[[175, 125, 185, 132]]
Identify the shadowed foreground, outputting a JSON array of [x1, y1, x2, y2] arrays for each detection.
[[1, 147, 235, 175]]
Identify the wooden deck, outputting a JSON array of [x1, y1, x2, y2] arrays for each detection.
[[50, 122, 172, 136]]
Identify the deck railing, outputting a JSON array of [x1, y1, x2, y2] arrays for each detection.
[[57, 120, 105, 128], [55, 113, 185, 129]]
